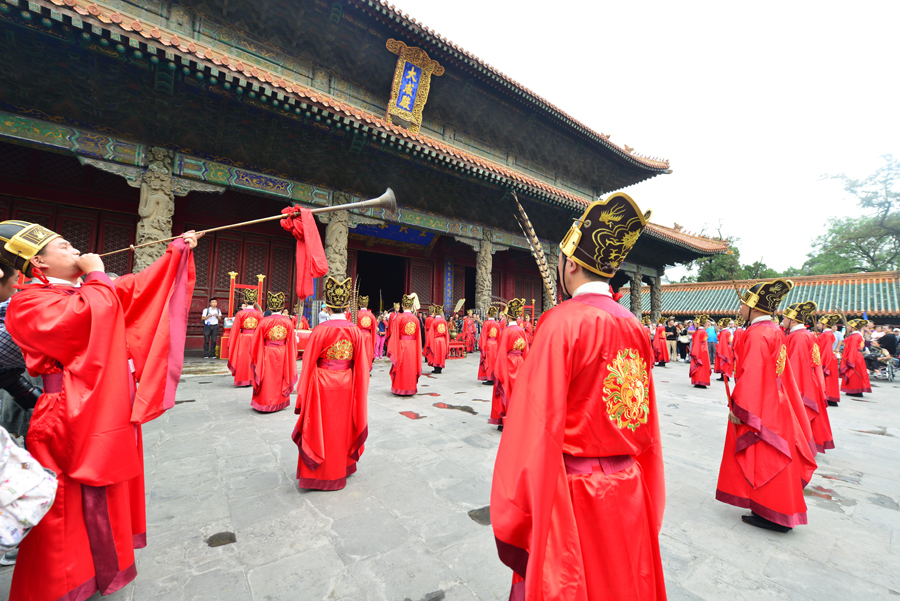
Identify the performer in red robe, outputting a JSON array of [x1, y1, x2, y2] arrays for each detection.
[[816, 314, 841, 406], [490, 299, 529, 430], [783, 302, 834, 453], [477, 306, 501, 384], [387, 294, 422, 395], [840, 319, 872, 398], [228, 303, 263, 387], [422, 306, 435, 359], [492, 193, 666, 600], [714, 318, 734, 380], [716, 279, 818, 533], [690, 315, 711, 388], [356, 295, 377, 369], [293, 277, 370, 490], [522, 314, 534, 345], [3, 220, 197, 601], [652, 319, 670, 367], [249, 307, 298, 413], [461, 310, 477, 352], [425, 305, 450, 374]]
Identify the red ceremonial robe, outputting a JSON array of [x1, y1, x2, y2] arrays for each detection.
[[426, 316, 450, 368], [7, 239, 194, 601], [652, 324, 670, 365], [356, 309, 377, 367], [478, 318, 501, 382], [716, 320, 818, 528], [227, 309, 263, 386], [299, 315, 310, 330], [292, 318, 370, 490], [714, 330, 734, 377], [523, 319, 534, 345], [839, 331, 872, 394], [816, 330, 840, 403], [387, 312, 422, 395], [689, 328, 710, 386], [787, 328, 834, 453], [462, 317, 477, 352], [489, 323, 529, 427], [250, 314, 298, 413], [423, 315, 434, 358], [491, 293, 666, 601]]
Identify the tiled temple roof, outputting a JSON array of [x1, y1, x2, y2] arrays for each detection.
[[620, 272, 900, 317], [349, 0, 671, 173], [642, 224, 730, 254], [40, 0, 669, 214]]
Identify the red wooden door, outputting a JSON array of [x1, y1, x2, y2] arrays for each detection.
[[408, 259, 434, 305], [98, 214, 136, 277]]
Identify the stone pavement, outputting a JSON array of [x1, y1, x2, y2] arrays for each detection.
[[2, 354, 899, 600]]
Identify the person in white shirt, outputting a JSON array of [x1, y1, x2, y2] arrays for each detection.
[[201, 299, 223, 358], [832, 324, 844, 352], [318, 306, 329, 326]]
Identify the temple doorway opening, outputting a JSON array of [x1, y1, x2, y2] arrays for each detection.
[[355, 250, 406, 313], [464, 266, 476, 312]]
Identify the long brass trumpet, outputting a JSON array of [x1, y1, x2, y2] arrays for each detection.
[[99, 188, 397, 257]]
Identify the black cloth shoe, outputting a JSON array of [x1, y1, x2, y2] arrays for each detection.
[[742, 513, 791, 533], [716, 376, 725, 381], [432, 367, 442, 374], [483, 380, 493, 385], [694, 384, 707, 389], [497, 425, 503, 432], [846, 393, 863, 398], [827, 400, 839, 407]]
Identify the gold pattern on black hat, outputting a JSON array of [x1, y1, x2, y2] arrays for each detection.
[[506, 298, 525, 319], [0, 220, 62, 277], [267, 291, 286, 312], [243, 288, 259, 306], [358, 295, 369, 308], [783, 301, 816, 325], [401, 294, 415, 310], [486, 306, 498, 318], [325, 277, 352, 309], [740, 279, 793, 314], [818, 314, 841, 327], [559, 193, 651, 277]]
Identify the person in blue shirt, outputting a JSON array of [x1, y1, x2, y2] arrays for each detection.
[[706, 320, 718, 365]]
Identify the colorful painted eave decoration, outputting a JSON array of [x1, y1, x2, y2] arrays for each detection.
[[17, 0, 594, 212]]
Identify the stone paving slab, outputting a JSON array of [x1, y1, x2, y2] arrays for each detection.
[[1, 355, 899, 600]]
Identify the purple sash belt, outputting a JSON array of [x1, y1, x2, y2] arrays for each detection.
[[265, 340, 286, 347], [507, 350, 523, 357], [563, 453, 635, 476], [43, 372, 63, 394], [400, 335, 416, 340], [241, 328, 256, 334], [317, 359, 354, 370]]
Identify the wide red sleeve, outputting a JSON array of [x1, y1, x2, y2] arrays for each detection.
[[492, 327, 512, 401], [249, 321, 266, 396], [348, 327, 370, 461], [8, 280, 141, 486], [113, 239, 195, 424], [293, 328, 329, 469]]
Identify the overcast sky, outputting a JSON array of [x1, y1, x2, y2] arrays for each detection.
[[390, 0, 899, 279]]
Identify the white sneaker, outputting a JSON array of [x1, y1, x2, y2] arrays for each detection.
[[0, 549, 17, 566]]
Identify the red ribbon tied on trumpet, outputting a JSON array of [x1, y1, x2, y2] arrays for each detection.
[[280, 207, 328, 300]]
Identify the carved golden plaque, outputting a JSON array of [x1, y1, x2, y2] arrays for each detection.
[[385, 39, 444, 134]]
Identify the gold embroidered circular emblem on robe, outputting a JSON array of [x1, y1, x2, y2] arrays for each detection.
[[404, 321, 416, 335], [602, 349, 650, 432], [776, 345, 787, 376], [488, 328, 498, 339], [243, 317, 259, 329], [513, 338, 526, 351], [267, 325, 288, 341], [811, 343, 821, 366], [360, 316, 372, 328], [437, 324, 446, 334], [326, 339, 354, 360]]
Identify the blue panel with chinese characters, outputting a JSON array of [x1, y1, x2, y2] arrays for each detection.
[[395, 62, 422, 111]]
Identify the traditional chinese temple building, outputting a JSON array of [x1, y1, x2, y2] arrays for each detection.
[[624, 272, 900, 323], [0, 0, 728, 348]]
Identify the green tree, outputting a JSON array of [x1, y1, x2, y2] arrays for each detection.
[[680, 236, 744, 282], [808, 154, 900, 272]]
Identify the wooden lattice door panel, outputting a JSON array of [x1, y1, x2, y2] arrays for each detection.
[[515, 278, 525, 299], [347, 250, 357, 283], [0, 197, 10, 221], [491, 270, 501, 300], [98, 214, 136, 277], [12, 200, 56, 229], [56, 208, 99, 256], [214, 233, 243, 315], [243, 237, 270, 288], [409, 259, 433, 305], [269, 242, 295, 307]]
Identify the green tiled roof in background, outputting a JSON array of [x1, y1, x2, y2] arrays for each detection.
[[619, 272, 900, 318]]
